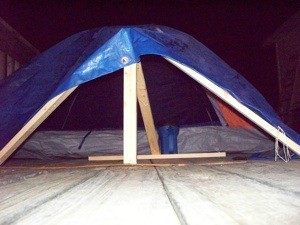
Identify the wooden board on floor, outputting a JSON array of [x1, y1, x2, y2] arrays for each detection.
[[89, 152, 226, 161], [0, 163, 180, 225], [1, 160, 299, 224]]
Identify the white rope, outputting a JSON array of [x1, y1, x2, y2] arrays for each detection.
[[275, 126, 292, 162]]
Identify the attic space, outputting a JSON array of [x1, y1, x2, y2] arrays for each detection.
[[0, 2, 299, 225]]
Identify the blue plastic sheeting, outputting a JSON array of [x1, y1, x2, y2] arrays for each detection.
[[40, 56, 219, 130], [0, 25, 299, 151]]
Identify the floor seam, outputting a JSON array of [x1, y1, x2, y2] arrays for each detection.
[[210, 167, 300, 196], [152, 161, 188, 225]]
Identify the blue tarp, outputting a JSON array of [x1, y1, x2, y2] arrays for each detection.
[[0, 25, 299, 151], [40, 56, 220, 130]]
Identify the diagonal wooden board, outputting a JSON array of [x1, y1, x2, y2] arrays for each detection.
[[137, 62, 160, 155], [0, 87, 77, 164], [164, 57, 300, 155]]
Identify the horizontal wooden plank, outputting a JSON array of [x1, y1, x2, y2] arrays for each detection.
[[89, 152, 226, 161], [1, 160, 246, 170]]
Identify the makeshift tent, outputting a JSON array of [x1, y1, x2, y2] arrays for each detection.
[[12, 57, 274, 159], [0, 25, 299, 164]]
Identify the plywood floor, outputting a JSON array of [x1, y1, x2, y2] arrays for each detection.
[[0, 159, 299, 225]]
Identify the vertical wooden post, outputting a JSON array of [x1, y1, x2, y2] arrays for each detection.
[[0, 51, 7, 80], [123, 63, 137, 164], [137, 62, 160, 155]]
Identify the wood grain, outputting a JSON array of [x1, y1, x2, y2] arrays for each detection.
[[89, 152, 226, 161], [123, 64, 138, 164], [137, 62, 160, 155], [0, 87, 77, 164]]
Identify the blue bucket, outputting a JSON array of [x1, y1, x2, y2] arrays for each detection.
[[157, 125, 179, 154]]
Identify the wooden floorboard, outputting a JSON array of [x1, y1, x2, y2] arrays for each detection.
[[0, 159, 299, 225], [156, 160, 300, 225], [1, 164, 180, 225], [212, 160, 300, 194], [0, 168, 101, 224]]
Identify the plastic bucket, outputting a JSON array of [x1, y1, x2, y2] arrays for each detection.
[[157, 125, 179, 154]]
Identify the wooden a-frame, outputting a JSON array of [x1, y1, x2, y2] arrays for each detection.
[[4, 57, 294, 165], [0, 61, 165, 165], [106, 62, 224, 164]]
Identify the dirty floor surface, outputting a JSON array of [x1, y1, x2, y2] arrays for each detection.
[[0, 159, 299, 225]]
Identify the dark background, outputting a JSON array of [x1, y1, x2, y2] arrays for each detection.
[[0, 0, 298, 110]]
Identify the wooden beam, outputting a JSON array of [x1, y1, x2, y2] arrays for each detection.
[[0, 51, 6, 80], [165, 57, 300, 155], [1, 160, 246, 169], [89, 152, 226, 161], [6, 55, 14, 76], [123, 63, 138, 164], [0, 17, 39, 64], [14, 60, 20, 72], [2, 160, 247, 170], [137, 62, 160, 155], [0, 18, 39, 54], [0, 87, 77, 164]]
